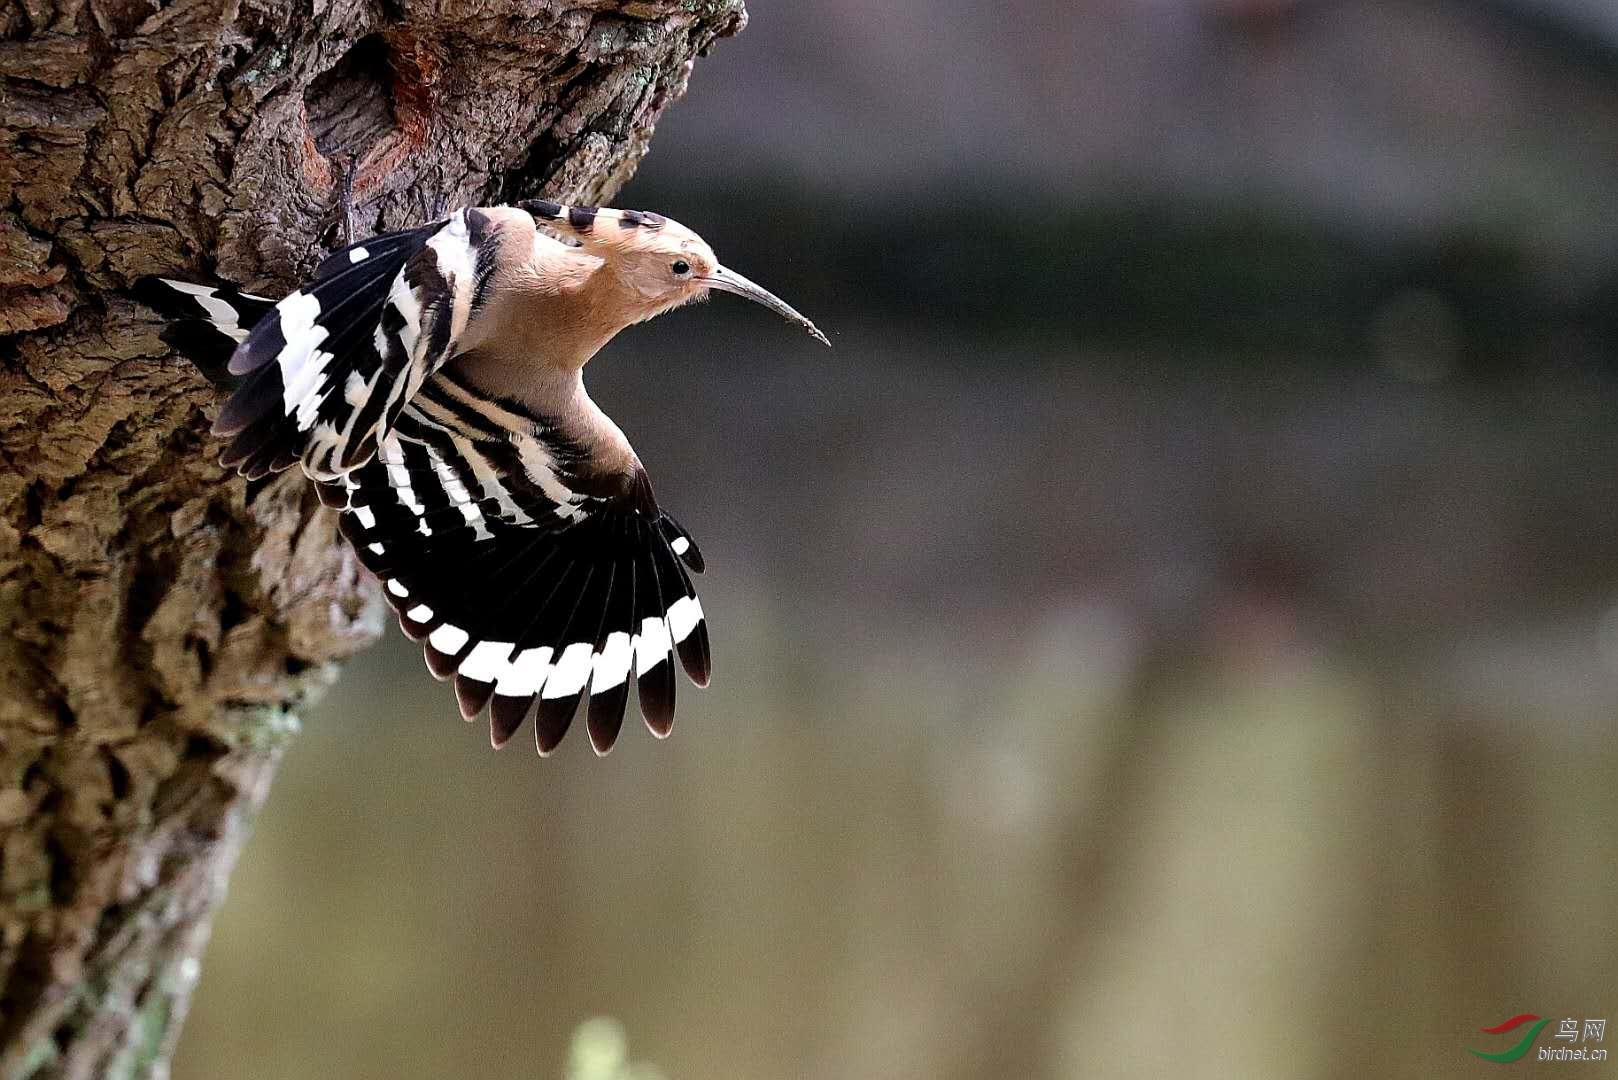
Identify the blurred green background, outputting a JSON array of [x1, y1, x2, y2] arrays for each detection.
[[176, 2, 1618, 1077]]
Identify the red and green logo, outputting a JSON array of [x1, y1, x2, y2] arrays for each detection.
[[1467, 1014, 1553, 1063]]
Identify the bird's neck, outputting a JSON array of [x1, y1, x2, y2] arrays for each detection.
[[494, 252, 658, 369], [439, 236, 653, 477], [448, 252, 643, 474]]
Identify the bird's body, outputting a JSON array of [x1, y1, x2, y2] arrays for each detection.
[[139, 200, 824, 755]]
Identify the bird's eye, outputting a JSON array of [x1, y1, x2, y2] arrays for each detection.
[[671, 259, 691, 277]]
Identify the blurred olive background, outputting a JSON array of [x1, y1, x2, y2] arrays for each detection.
[[176, 2, 1618, 1078]]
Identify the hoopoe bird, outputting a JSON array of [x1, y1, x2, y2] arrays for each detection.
[[139, 200, 826, 755]]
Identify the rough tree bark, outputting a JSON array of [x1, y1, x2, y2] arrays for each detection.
[[0, 0, 744, 1073]]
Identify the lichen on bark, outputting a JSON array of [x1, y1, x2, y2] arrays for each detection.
[[0, 0, 744, 1072]]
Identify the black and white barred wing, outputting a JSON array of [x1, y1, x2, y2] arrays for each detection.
[[203, 208, 496, 481], [131, 278, 276, 387], [328, 375, 710, 755]]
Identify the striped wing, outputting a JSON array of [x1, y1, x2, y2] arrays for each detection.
[[325, 371, 711, 754], [210, 208, 497, 481], [132, 278, 275, 388]]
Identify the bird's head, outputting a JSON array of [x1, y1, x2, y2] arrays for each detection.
[[520, 199, 829, 346]]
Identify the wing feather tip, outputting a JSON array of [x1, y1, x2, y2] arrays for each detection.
[[397, 614, 432, 642], [585, 684, 630, 755], [639, 665, 676, 739], [454, 675, 495, 721], [534, 694, 580, 756], [489, 693, 532, 748], [424, 643, 462, 680]]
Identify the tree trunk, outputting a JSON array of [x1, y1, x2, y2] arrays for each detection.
[[0, 0, 744, 1072]]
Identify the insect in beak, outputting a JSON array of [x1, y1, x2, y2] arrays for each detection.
[[702, 265, 830, 346]]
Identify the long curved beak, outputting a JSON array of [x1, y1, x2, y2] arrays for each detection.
[[703, 265, 830, 346]]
